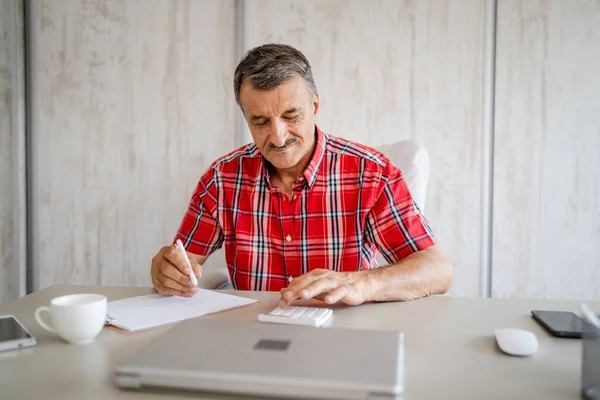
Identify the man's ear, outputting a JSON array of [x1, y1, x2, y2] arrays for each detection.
[[312, 92, 320, 116]]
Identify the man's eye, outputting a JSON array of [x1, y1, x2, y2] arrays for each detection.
[[283, 115, 297, 121], [255, 120, 268, 127]]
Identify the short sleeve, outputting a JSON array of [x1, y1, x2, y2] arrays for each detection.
[[174, 165, 224, 255], [364, 161, 437, 264]]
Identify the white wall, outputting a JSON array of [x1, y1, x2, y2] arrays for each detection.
[[28, 0, 237, 290], [3, 0, 598, 300], [492, 0, 600, 300], [0, 0, 26, 302]]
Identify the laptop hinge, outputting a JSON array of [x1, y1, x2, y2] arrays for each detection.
[[115, 372, 141, 389], [368, 391, 403, 400]]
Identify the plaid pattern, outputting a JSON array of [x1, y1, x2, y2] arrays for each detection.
[[175, 126, 437, 291]]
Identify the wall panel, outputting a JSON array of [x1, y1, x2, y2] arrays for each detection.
[[29, 0, 237, 289], [493, 0, 600, 299]]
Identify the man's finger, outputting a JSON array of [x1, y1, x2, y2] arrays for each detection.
[[278, 286, 332, 308], [277, 276, 307, 307], [323, 285, 349, 304], [161, 261, 193, 287], [159, 271, 197, 293], [279, 274, 338, 308], [154, 280, 194, 298], [298, 278, 338, 300], [163, 245, 192, 275], [165, 288, 195, 298], [278, 288, 294, 308], [285, 271, 332, 296]]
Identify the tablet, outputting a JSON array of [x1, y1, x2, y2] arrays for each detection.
[[0, 315, 37, 352]]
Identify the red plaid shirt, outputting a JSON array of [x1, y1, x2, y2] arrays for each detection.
[[175, 126, 436, 291]]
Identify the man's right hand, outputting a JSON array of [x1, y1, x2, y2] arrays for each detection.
[[151, 245, 204, 297]]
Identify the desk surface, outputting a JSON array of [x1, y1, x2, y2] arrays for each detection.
[[0, 285, 594, 399]]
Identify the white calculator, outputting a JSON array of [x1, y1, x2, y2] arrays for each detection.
[[258, 306, 333, 327]]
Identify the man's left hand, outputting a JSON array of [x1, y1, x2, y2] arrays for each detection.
[[279, 269, 372, 308]]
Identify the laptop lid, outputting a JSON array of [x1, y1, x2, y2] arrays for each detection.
[[115, 318, 404, 400]]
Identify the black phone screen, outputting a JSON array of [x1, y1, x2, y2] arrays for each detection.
[[531, 310, 584, 338], [0, 316, 32, 342]]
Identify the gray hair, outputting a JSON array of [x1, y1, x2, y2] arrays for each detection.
[[233, 44, 318, 110]]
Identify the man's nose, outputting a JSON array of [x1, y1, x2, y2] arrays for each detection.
[[270, 119, 288, 147]]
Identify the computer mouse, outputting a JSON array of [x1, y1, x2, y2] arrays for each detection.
[[494, 328, 538, 357]]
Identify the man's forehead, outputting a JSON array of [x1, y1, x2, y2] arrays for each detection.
[[240, 77, 309, 115]]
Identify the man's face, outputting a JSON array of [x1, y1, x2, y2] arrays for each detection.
[[239, 75, 320, 172]]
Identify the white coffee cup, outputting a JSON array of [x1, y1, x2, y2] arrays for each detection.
[[34, 293, 107, 344]]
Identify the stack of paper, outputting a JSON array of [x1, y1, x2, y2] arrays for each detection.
[[106, 290, 257, 332]]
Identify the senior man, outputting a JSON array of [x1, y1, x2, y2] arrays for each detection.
[[151, 43, 453, 308]]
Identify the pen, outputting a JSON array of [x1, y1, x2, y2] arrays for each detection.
[[175, 239, 198, 287]]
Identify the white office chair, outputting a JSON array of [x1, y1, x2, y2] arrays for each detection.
[[375, 140, 430, 267], [197, 265, 231, 290], [375, 140, 429, 212], [201, 140, 430, 287]]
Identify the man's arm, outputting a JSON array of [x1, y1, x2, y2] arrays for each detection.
[[279, 245, 452, 307], [151, 163, 224, 297], [359, 245, 452, 301], [280, 158, 452, 308]]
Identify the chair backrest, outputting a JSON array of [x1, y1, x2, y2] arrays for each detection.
[[375, 140, 430, 267], [375, 140, 429, 211]]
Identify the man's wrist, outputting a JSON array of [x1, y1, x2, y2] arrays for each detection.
[[355, 269, 382, 302]]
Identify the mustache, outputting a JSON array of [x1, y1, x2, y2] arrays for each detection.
[[268, 138, 297, 150]]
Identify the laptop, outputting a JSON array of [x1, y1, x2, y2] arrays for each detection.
[[114, 318, 404, 399]]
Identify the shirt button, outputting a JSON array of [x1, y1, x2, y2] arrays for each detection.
[[292, 195, 297, 200], [298, 177, 304, 181], [288, 275, 294, 283], [286, 235, 292, 242]]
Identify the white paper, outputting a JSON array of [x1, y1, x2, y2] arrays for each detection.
[[106, 290, 257, 332]]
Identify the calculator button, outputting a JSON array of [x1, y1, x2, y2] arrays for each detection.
[[314, 308, 330, 320], [304, 308, 318, 318], [281, 307, 296, 317], [290, 307, 307, 318], [268, 306, 285, 316]]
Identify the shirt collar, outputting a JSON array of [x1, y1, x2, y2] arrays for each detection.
[[301, 125, 327, 189], [260, 125, 327, 190]]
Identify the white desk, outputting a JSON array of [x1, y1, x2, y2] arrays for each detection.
[[0, 285, 594, 399]]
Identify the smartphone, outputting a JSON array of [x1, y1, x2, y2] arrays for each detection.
[[0, 315, 37, 352], [531, 310, 585, 338]]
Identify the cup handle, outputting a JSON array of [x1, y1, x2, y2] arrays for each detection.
[[35, 306, 57, 333]]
